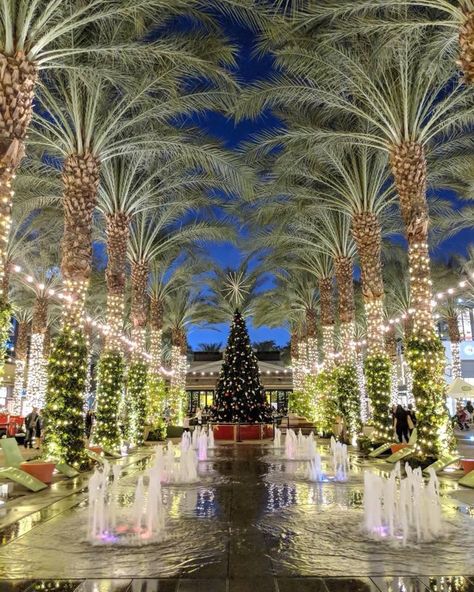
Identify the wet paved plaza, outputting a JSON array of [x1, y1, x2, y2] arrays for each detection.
[[1, 442, 474, 591]]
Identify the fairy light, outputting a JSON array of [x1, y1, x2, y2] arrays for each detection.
[[0, 169, 13, 301], [11, 359, 25, 415], [356, 351, 369, 422], [25, 333, 48, 409], [450, 341, 462, 379], [307, 336, 318, 377]]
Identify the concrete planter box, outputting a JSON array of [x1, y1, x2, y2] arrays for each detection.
[[20, 461, 55, 484]]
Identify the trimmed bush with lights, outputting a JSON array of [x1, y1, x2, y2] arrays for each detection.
[[334, 362, 361, 440], [314, 369, 338, 435], [43, 328, 88, 467], [95, 350, 125, 451], [146, 373, 167, 435], [364, 354, 392, 442], [289, 377, 317, 425], [406, 336, 456, 458], [126, 361, 148, 445]]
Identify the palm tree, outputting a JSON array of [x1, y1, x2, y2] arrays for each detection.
[[198, 342, 223, 352], [10, 307, 31, 415]]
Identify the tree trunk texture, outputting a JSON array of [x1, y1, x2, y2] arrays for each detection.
[[459, 10, 474, 85], [447, 313, 462, 379], [352, 211, 386, 356], [31, 295, 48, 334], [149, 296, 164, 374], [389, 142, 433, 338], [15, 320, 29, 361], [334, 256, 355, 325], [105, 212, 130, 349], [61, 153, 100, 329], [290, 329, 299, 362], [130, 260, 148, 362], [0, 52, 37, 302]]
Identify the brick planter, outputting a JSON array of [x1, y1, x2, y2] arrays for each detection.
[[20, 461, 56, 484], [391, 443, 409, 454], [213, 424, 273, 441], [461, 459, 474, 474]]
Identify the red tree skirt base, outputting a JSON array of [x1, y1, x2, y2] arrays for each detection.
[[212, 423, 273, 441]]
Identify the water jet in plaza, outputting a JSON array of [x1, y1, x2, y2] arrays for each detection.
[[364, 462, 443, 546]]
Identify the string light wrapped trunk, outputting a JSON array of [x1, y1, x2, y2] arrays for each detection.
[[26, 294, 48, 409], [447, 313, 462, 379], [320, 276, 335, 368], [11, 319, 29, 414], [390, 141, 455, 458], [306, 307, 318, 377], [44, 152, 100, 467]]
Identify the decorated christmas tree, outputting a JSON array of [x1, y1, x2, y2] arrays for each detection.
[[214, 310, 267, 423]]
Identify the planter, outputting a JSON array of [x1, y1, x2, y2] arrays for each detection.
[[20, 461, 56, 484], [461, 459, 474, 474], [88, 446, 102, 455], [391, 443, 408, 454], [213, 423, 273, 441]]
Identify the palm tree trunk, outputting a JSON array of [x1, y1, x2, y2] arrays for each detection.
[[319, 276, 335, 367], [130, 260, 149, 359], [12, 320, 29, 414], [26, 295, 48, 409], [105, 212, 130, 349], [290, 329, 300, 389], [389, 142, 433, 338], [334, 256, 355, 362], [61, 153, 101, 329], [351, 212, 385, 356], [0, 52, 37, 301], [385, 333, 399, 406], [149, 296, 164, 375], [447, 313, 462, 379], [459, 10, 474, 85], [306, 307, 318, 375]]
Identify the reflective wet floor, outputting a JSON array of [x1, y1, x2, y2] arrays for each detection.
[[1, 443, 473, 591]]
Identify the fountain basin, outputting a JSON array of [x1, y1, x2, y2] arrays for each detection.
[[20, 461, 55, 484], [213, 423, 273, 441]]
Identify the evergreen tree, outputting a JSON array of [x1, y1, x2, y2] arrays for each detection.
[[214, 310, 267, 423]]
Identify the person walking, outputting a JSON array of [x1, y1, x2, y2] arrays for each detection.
[[195, 407, 203, 426], [466, 400, 474, 415], [85, 410, 94, 440], [394, 404, 409, 443], [35, 410, 43, 449], [24, 407, 39, 449], [183, 415, 190, 433], [406, 404, 417, 436]]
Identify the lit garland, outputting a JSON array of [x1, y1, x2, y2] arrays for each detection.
[[12, 359, 26, 415], [356, 351, 369, 422], [169, 344, 185, 424], [43, 328, 88, 467], [364, 354, 392, 442], [95, 350, 124, 450], [450, 341, 462, 379], [406, 336, 456, 458], [307, 336, 318, 377], [26, 333, 48, 409], [334, 363, 361, 440]]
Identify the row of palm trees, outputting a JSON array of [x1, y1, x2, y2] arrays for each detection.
[[2, 1, 474, 462]]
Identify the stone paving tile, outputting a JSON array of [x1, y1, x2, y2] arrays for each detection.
[[0, 582, 36, 592], [176, 579, 226, 592], [228, 577, 276, 592], [75, 579, 132, 592], [275, 578, 328, 592], [130, 580, 178, 592], [371, 577, 428, 592]]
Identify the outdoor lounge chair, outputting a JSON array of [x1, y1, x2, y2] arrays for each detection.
[[1, 438, 79, 480], [369, 428, 417, 459], [0, 439, 47, 492], [86, 449, 105, 465], [423, 453, 462, 476], [459, 469, 474, 488]]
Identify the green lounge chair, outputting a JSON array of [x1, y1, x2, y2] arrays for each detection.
[[102, 447, 121, 459], [0, 439, 48, 492], [87, 449, 105, 465], [386, 429, 418, 464], [423, 454, 462, 476], [369, 428, 417, 459], [1, 437, 78, 479], [459, 469, 474, 488]]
